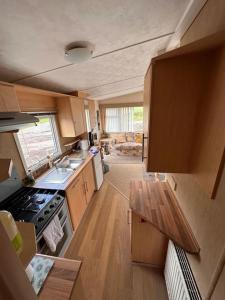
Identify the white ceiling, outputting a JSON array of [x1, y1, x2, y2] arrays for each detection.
[[0, 0, 201, 100]]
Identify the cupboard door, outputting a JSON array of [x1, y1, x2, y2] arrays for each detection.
[[83, 160, 95, 204], [88, 100, 96, 130], [57, 97, 76, 137], [143, 66, 152, 169], [0, 83, 20, 112], [70, 97, 86, 136], [66, 173, 87, 230], [131, 211, 168, 267]]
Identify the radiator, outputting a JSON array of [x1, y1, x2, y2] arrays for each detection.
[[164, 241, 201, 300]]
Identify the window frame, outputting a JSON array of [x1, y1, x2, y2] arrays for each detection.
[[14, 114, 62, 173]]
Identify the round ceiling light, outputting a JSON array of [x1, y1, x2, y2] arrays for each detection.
[[65, 46, 93, 64]]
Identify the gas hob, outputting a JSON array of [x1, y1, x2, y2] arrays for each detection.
[[0, 187, 65, 237]]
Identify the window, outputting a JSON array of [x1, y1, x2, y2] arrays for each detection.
[[15, 115, 61, 171], [105, 106, 143, 132]]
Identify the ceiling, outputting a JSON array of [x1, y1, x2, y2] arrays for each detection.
[[0, 0, 201, 100]]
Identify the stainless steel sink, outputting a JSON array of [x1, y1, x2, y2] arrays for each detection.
[[43, 168, 74, 184], [67, 158, 84, 170]]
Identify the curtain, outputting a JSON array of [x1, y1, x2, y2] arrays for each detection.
[[105, 107, 134, 132]]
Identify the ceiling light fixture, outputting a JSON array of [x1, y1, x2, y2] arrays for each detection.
[[65, 43, 93, 64]]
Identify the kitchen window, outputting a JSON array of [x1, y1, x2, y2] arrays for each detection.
[[14, 114, 61, 171]]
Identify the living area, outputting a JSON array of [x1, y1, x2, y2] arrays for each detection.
[[99, 92, 143, 165]]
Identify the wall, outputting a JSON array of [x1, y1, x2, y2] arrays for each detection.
[[98, 91, 143, 105], [167, 0, 225, 299]]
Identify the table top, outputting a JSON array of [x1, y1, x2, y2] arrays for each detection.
[[130, 180, 200, 254]]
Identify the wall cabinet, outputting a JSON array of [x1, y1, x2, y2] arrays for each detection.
[[0, 83, 20, 112], [57, 96, 86, 137], [144, 31, 225, 198], [88, 100, 96, 130], [66, 159, 95, 230]]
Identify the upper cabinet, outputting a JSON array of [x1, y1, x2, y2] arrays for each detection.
[[57, 96, 87, 137], [144, 31, 225, 199], [88, 100, 96, 130], [0, 82, 20, 112]]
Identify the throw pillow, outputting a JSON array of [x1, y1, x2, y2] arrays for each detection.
[[134, 133, 143, 144], [126, 132, 134, 142]]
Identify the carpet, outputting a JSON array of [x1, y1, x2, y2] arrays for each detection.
[[104, 164, 162, 199]]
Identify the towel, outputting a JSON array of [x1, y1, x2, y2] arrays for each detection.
[[43, 215, 64, 252]]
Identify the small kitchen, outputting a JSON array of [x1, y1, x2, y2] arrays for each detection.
[[0, 82, 104, 299], [1, 1, 225, 299]]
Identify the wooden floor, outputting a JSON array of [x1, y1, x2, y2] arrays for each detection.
[[65, 181, 168, 300]]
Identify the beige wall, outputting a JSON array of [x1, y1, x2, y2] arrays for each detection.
[[98, 91, 143, 105], [167, 0, 225, 299]]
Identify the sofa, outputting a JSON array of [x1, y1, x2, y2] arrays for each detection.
[[101, 132, 143, 156]]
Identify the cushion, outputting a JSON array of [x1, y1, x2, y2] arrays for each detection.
[[126, 132, 135, 142], [134, 133, 143, 144], [109, 133, 126, 143]]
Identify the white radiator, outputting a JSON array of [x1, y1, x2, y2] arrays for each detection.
[[164, 241, 201, 300]]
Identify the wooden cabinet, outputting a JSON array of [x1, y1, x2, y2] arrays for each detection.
[[66, 158, 95, 230], [0, 82, 20, 112], [88, 100, 96, 130], [144, 31, 225, 198], [66, 172, 87, 229], [131, 211, 168, 267], [143, 65, 152, 168], [57, 96, 86, 137], [83, 159, 95, 204]]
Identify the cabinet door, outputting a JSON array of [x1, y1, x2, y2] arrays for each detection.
[[88, 100, 96, 130], [131, 211, 168, 267], [0, 83, 20, 112], [57, 97, 76, 137], [66, 173, 87, 230], [143, 66, 152, 169], [70, 97, 86, 136], [83, 160, 95, 204]]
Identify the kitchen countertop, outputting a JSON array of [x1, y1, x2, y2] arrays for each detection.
[[130, 180, 200, 254], [33, 151, 94, 191], [37, 254, 81, 300]]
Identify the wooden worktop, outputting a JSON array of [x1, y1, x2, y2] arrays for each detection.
[[37, 254, 81, 300], [33, 153, 93, 191], [130, 180, 200, 254]]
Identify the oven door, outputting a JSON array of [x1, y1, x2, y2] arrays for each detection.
[[37, 199, 73, 256]]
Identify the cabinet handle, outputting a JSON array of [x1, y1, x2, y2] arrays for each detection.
[[85, 182, 88, 192], [83, 183, 86, 195], [127, 210, 131, 225], [142, 134, 148, 162]]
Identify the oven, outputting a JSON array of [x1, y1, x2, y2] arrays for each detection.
[[0, 186, 73, 258], [36, 198, 73, 256]]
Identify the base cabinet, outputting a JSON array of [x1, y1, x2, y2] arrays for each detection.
[[66, 159, 95, 230], [83, 160, 95, 204], [131, 211, 168, 267], [66, 173, 86, 229]]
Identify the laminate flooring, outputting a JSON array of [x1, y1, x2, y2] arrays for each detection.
[[65, 181, 168, 300]]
